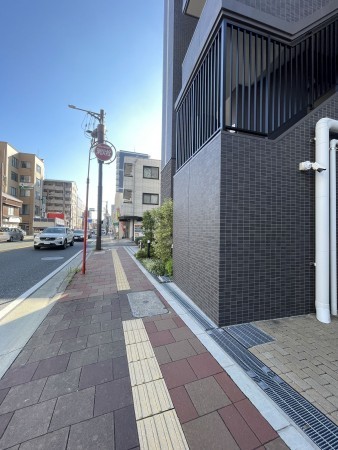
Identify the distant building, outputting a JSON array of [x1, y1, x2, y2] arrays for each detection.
[[0, 142, 44, 234], [114, 151, 161, 239], [42, 179, 83, 229]]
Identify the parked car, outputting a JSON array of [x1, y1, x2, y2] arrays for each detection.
[[34, 227, 74, 250], [73, 229, 85, 242], [0, 227, 24, 242], [18, 228, 27, 236]]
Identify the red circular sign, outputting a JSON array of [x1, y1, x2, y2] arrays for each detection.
[[94, 143, 113, 161]]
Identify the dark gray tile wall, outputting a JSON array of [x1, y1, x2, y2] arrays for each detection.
[[174, 134, 222, 325], [174, 93, 338, 326], [161, 158, 176, 202]]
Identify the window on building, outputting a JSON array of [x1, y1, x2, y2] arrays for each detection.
[[142, 193, 159, 205], [36, 178, 41, 187], [21, 161, 31, 169], [20, 175, 31, 182], [35, 191, 40, 200], [20, 189, 31, 197], [21, 204, 30, 215], [123, 189, 132, 202], [8, 207, 14, 215], [11, 171, 18, 182], [11, 156, 19, 168], [35, 206, 40, 216], [124, 163, 133, 177], [143, 166, 159, 179], [10, 187, 17, 196], [36, 164, 41, 173]]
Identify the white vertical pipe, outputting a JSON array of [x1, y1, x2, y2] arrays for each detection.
[[315, 119, 338, 324], [330, 139, 338, 316]]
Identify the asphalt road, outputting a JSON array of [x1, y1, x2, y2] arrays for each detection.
[[0, 237, 90, 307]]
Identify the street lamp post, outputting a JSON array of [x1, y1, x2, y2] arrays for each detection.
[[68, 105, 105, 253]]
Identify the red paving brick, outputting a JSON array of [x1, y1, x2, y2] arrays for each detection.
[[187, 352, 223, 378], [147, 330, 176, 347], [169, 386, 199, 423], [214, 372, 247, 403], [219, 404, 261, 450], [161, 359, 198, 389], [235, 399, 279, 444]]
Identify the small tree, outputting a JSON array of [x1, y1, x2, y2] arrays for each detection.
[[153, 199, 173, 265], [141, 210, 155, 245]]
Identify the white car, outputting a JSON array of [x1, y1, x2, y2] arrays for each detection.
[[34, 227, 74, 250]]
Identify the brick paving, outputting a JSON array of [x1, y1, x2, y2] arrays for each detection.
[[252, 315, 338, 426], [0, 241, 292, 449]]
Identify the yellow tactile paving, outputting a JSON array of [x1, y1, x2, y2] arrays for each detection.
[[126, 341, 156, 362], [122, 319, 189, 449], [112, 249, 130, 291], [132, 379, 174, 420], [124, 328, 149, 345], [137, 410, 189, 450], [129, 357, 163, 386], [123, 318, 144, 332]]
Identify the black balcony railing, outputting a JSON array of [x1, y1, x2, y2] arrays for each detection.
[[176, 16, 338, 169]]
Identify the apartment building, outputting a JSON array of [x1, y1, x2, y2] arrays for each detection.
[[0, 142, 44, 234], [42, 179, 82, 229], [114, 151, 161, 239], [162, 0, 338, 326]]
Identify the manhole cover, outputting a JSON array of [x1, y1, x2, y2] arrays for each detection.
[[127, 291, 168, 317], [41, 257, 64, 261]]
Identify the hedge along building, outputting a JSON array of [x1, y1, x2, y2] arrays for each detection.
[[161, 0, 338, 327]]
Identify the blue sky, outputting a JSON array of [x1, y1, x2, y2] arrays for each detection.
[[1, 0, 164, 210]]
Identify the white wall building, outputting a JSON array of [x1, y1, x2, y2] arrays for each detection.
[[114, 153, 161, 239]]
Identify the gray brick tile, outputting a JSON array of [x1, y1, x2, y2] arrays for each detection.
[[99, 341, 126, 361], [32, 354, 70, 380], [44, 321, 71, 335], [113, 356, 129, 380], [25, 333, 54, 349], [0, 389, 9, 407], [87, 331, 113, 347], [79, 360, 113, 389], [82, 306, 103, 316], [0, 412, 13, 440], [91, 312, 112, 324], [0, 362, 39, 390], [94, 378, 132, 416], [49, 387, 95, 432], [112, 328, 124, 342], [58, 336, 88, 355], [40, 368, 81, 401], [67, 347, 99, 371], [50, 327, 79, 343], [185, 377, 231, 415], [114, 405, 139, 450], [0, 379, 46, 414], [77, 322, 101, 337], [19, 427, 69, 450], [101, 318, 122, 332], [28, 343, 62, 363], [67, 413, 114, 450], [0, 399, 56, 448], [69, 316, 92, 328], [10, 349, 34, 368]]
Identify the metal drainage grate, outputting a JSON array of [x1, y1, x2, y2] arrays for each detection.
[[225, 323, 274, 348], [209, 328, 338, 450]]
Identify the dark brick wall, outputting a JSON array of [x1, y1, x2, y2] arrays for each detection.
[[235, 0, 334, 22], [161, 158, 176, 202], [174, 93, 338, 326], [174, 134, 222, 325]]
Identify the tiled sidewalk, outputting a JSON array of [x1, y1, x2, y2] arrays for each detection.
[[0, 245, 289, 449]]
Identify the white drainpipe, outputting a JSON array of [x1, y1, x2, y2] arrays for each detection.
[[315, 118, 338, 323], [330, 139, 338, 316]]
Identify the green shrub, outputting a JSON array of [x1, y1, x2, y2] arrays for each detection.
[[165, 258, 173, 276], [135, 249, 148, 259], [148, 259, 166, 276]]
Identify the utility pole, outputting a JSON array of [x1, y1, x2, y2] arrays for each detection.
[[96, 109, 105, 251]]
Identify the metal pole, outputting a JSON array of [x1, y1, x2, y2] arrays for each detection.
[[96, 109, 105, 251], [82, 145, 92, 274]]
